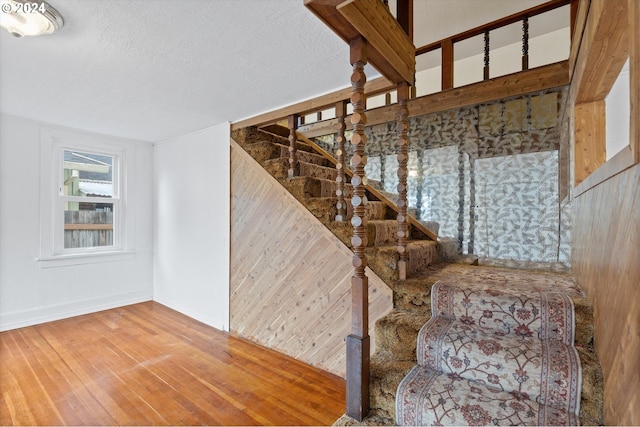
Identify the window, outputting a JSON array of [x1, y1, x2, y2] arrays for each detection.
[[39, 128, 135, 267], [58, 149, 119, 251]]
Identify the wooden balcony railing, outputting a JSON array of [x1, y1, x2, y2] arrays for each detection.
[[415, 0, 575, 91]]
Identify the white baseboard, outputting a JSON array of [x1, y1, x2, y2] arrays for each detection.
[[153, 297, 228, 332], [0, 290, 153, 331]]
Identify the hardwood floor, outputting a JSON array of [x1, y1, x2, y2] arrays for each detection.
[[0, 302, 346, 426]]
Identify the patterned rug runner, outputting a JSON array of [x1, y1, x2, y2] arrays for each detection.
[[397, 276, 582, 426]]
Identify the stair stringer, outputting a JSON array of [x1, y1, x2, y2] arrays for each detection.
[[230, 138, 393, 378]]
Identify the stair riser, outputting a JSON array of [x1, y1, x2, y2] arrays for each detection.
[[232, 128, 282, 146], [576, 346, 604, 425], [269, 143, 331, 166], [346, 201, 388, 221], [244, 142, 282, 164], [300, 162, 338, 181], [295, 149, 331, 166], [393, 287, 433, 315], [366, 242, 438, 283], [370, 357, 415, 422], [264, 158, 339, 182], [375, 312, 430, 359], [302, 198, 390, 225], [365, 221, 410, 247]]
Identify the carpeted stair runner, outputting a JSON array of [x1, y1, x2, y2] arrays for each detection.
[[397, 277, 582, 425], [335, 264, 602, 426]]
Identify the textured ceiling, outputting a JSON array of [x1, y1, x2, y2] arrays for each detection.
[[0, 0, 554, 143]]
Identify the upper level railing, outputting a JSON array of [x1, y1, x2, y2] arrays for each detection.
[[287, 0, 576, 125], [232, 1, 574, 130], [413, 0, 575, 92]]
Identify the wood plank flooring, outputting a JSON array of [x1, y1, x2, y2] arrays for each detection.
[[0, 302, 346, 426]]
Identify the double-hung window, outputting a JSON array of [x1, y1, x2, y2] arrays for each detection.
[[39, 128, 134, 267], [57, 148, 121, 252]]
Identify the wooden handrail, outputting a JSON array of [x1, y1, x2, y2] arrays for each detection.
[[284, 127, 438, 242], [415, 0, 571, 55], [230, 76, 394, 131]]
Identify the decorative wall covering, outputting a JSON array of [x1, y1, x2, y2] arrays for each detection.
[[315, 87, 570, 266]]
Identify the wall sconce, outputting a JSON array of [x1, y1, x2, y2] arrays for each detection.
[[0, 0, 64, 37]]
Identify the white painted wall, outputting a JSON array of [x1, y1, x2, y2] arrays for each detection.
[[153, 123, 230, 331], [606, 59, 630, 160], [0, 114, 154, 331]]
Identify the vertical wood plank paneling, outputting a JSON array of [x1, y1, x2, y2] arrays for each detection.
[[230, 140, 392, 378], [574, 100, 606, 185], [572, 163, 640, 425]]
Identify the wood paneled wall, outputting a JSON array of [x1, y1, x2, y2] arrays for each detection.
[[571, 163, 639, 425], [229, 140, 393, 378], [569, 0, 640, 424]]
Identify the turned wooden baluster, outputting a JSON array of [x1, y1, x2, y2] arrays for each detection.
[[396, 82, 410, 281], [335, 100, 348, 222], [483, 30, 490, 80], [346, 36, 370, 421], [288, 114, 299, 178], [522, 16, 529, 71], [416, 149, 424, 221]]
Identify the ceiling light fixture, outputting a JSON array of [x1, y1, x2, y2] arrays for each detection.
[[0, 0, 64, 37]]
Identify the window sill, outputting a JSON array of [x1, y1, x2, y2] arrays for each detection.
[[36, 251, 136, 269]]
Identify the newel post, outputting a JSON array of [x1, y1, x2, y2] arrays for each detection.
[[346, 36, 370, 421], [396, 82, 410, 280], [335, 100, 348, 222]]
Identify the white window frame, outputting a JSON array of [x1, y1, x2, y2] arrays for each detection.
[[38, 127, 135, 268]]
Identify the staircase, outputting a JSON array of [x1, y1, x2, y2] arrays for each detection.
[[231, 126, 438, 284], [230, 125, 603, 426]]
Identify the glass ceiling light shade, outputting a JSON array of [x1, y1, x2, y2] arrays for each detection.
[[0, 0, 64, 37]]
